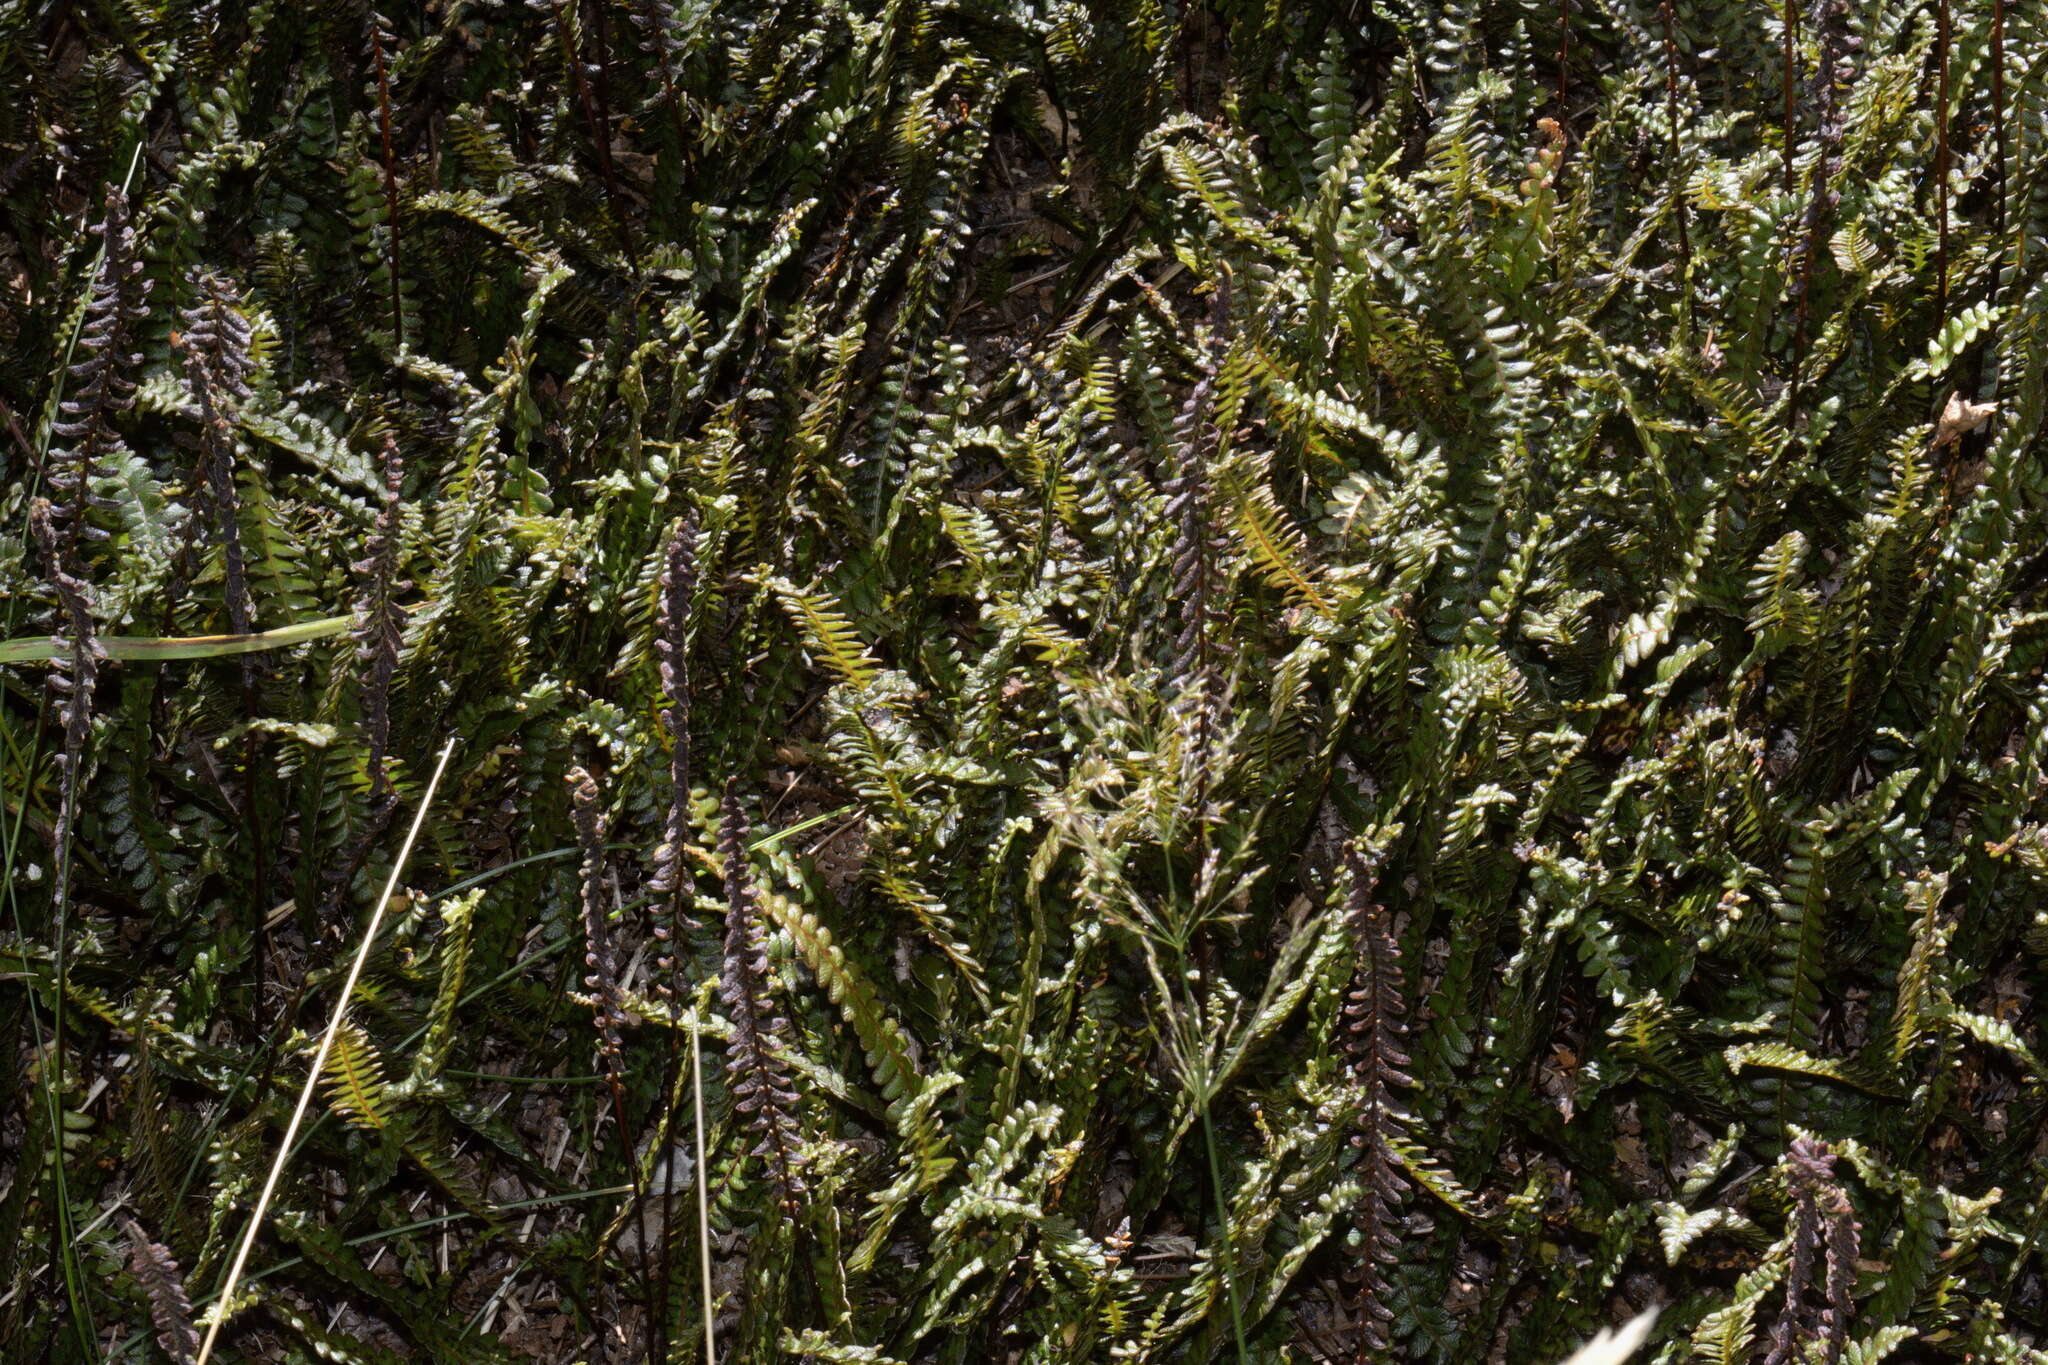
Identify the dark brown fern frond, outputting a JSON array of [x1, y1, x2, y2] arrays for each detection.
[[308, 433, 407, 939], [50, 185, 150, 556], [351, 434, 407, 801], [644, 511, 700, 1364], [1164, 367, 1218, 686], [1820, 1173, 1858, 1362], [1164, 279, 1234, 822], [177, 264, 271, 959], [1991, 0, 2007, 252], [719, 783, 806, 1213], [30, 490, 105, 1343], [648, 510, 701, 963], [1164, 281, 1231, 694], [176, 268, 256, 639], [31, 498, 104, 936], [1555, 0, 1569, 108], [367, 11, 406, 352], [175, 269, 256, 398], [550, 0, 637, 265], [569, 765, 627, 1076], [570, 762, 663, 1337], [1767, 1161, 1821, 1365], [570, 763, 645, 1219], [584, 0, 629, 260], [123, 1218, 199, 1365], [1781, 0, 1799, 193], [1764, 1137, 1860, 1365], [1934, 0, 1951, 319], [1340, 845, 1412, 1360]]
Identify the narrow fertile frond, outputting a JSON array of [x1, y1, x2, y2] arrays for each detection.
[[649, 510, 700, 949], [49, 186, 150, 555], [1341, 847, 1413, 1359], [30, 499, 104, 943], [123, 1219, 199, 1365], [569, 765, 626, 1076], [1764, 1138, 1861, 1365], [352, 435, 407, 800], [1789, 0, 1853, 398], [719, 784, 806, 1214], [175, 269, 257, 638], [367, 11, 406, 352], [1165, 281, 1234, 704]]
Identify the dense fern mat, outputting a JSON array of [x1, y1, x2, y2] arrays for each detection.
[[2, 0, 2046, 1361]]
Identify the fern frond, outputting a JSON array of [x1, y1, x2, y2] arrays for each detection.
[[323, 1023, 394, 1133], [124, 1219, 199, 1365], [1340, 846, 1413, 1356], [720, 785, 806, 1213]]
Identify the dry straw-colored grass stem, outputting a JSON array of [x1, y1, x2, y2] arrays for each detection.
[[192, 737, 459, 1365]]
